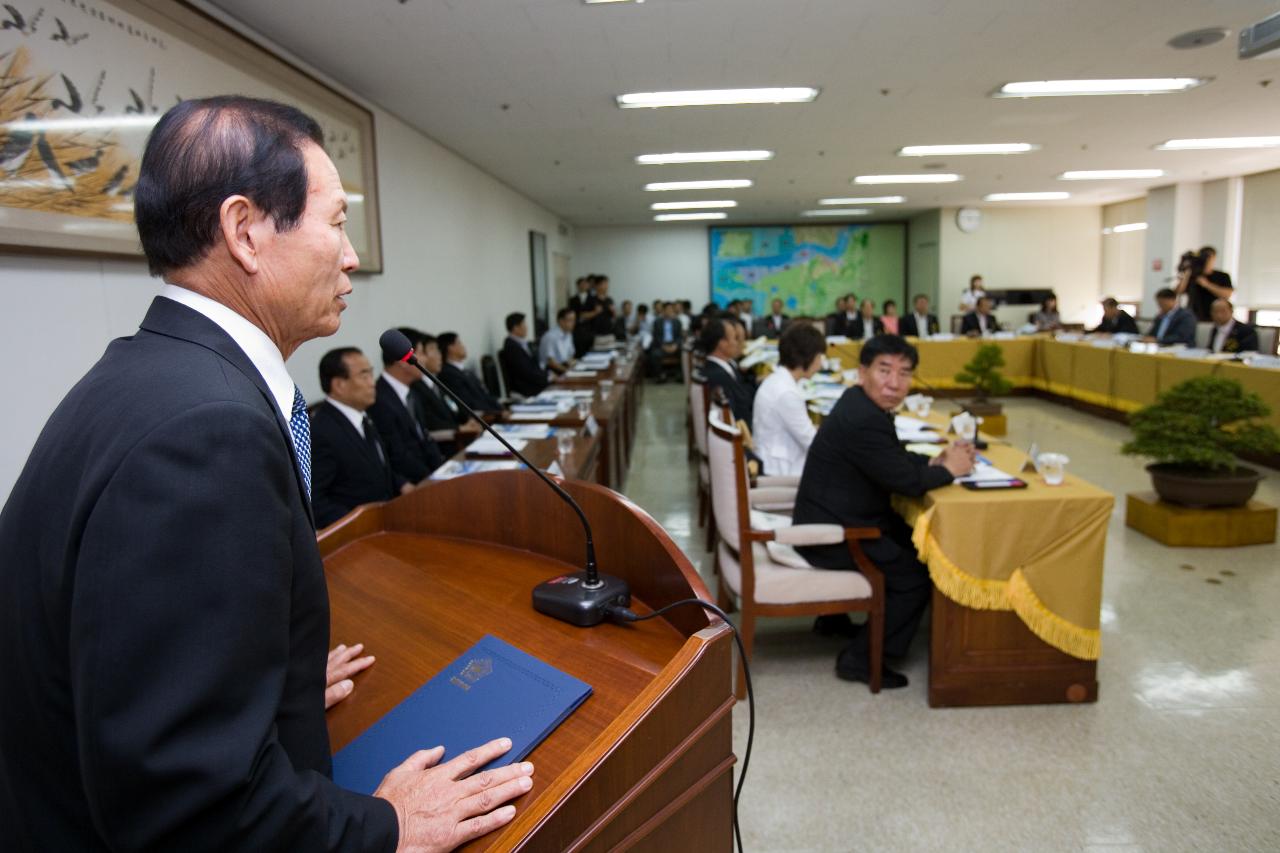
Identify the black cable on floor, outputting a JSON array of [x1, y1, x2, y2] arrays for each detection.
[[606, 598, 754, 853]]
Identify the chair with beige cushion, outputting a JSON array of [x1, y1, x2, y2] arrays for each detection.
[[689, 377, 715, 551], [707, 408, 885, 697]]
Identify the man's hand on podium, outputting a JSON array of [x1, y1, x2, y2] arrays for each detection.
[[375, 738, 534, 852], [325, 642, 376, 710]]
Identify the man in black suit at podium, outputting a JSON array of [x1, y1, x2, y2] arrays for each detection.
[[311, 347, 409, 528], [0, 96, 533, 850], [500, 312, 549, 398], [793, 335, 975, 689]]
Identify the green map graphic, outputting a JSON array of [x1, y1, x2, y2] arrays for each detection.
[[710, 224, 905, 318]]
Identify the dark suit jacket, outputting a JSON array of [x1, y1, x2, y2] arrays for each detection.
[[367, 376, 445, 483], [849, 316, 885, 339], [499, 337, 548, 398], [1153, 307, 1196, 347], [310, 401, 403, 528], [0, 297, 395, 851], [414, 377, 466, 431], [755, 314, 789, 338], [794, 386, 953, 571], [703, 358, 755, 427], [1090, 311, 1138, 335], [825, 312, 854, 337], [1210, 321, 1259, 354], [649, 317, 684, 350], [960, 311, 1001, 335], [899, 313, 940, 337], [439, 362, 501, 413]]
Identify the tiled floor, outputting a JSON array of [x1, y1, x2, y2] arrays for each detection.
[[624, 384, 1280, 853]]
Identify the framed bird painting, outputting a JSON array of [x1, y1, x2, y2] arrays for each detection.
[[0, 0, 382, 270]]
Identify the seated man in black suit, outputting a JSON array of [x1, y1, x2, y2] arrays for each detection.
[[699, 316, 756, 426], [500, 312, 549, 398], [393, 329, 481, 455], [1089, 297, 1139, 335], [793, 335, 976, 689], [960, 295, 1001, 336], [1147, 287, 1197, 347], [437, 331, 503, 414], [310, 347, 409, 527], [647, 301, 685, 383], [756, 298, 790, 338], [850, 298, 885, 340], [1208, 298, 1260, 353], [369, 340, 448, 484], [900, 294, 940, 338]]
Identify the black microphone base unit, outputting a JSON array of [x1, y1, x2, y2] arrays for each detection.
[[532, 571, 632, 627]]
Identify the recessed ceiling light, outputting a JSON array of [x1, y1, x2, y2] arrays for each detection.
[[1058, 169, 1166, 180], [994, 78, 1209, 97], [818, 196, 906, 205], [651, 200, 738, 210], [1105, 222, 1149, 234], [802, 209, 870, 217], [1156, 136, 1280, 150], [636, 150, 774, 165], [617, 88, 820, 108], [644, 179, 753, 191], [898, 143, 1038, 156], [984, 192, 1071, 201], [654, 212, 728, 221], [853, 174, 961, 184]]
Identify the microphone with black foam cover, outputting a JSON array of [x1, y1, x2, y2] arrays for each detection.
[[378, 328, 630, 626]]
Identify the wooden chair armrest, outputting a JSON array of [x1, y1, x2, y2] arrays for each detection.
[[755, 475, 801, 488]]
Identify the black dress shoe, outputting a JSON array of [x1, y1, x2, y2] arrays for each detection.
[[812, 613, 861, 639], [835, 662, 909, 689]]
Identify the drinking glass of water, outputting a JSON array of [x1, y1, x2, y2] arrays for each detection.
[[1038, 453, 1069, 486], [557, 429, 576, 457]]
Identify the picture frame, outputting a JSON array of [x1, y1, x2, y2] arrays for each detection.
[[0, 0, 382, 270]]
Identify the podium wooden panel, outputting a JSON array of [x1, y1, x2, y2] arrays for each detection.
[[318, 471, 735, 851]]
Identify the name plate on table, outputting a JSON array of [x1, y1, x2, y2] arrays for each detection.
[[333, 635, 592, 795]]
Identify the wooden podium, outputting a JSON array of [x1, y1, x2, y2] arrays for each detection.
[[318, 471, 736, 851]]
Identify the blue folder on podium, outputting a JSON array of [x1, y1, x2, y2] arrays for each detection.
[[333, 634, 593, 795]]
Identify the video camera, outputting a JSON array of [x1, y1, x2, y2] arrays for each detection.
[[1177, 249, 1206, 278]]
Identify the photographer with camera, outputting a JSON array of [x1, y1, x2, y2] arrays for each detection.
[[1175, 246, 1233, 322]]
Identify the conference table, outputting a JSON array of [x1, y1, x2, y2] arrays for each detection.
[[827, 335, 1280, 432]]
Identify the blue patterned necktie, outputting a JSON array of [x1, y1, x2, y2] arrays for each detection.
[[289, 385, 312, 498]]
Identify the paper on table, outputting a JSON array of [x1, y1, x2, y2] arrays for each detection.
[[509, 411, 556, 421], [954, 462, 1019, 483], [564, 370, 598, 378], [493, 423, 553, 439], [739, 348, 778, 370], [466, 436, 527, 456], [429, 459, 523, 480]]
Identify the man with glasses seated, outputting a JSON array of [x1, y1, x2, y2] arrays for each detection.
[[793, 335, 975, 689]]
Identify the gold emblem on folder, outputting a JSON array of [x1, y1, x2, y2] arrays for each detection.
[[450, 657, 494, 691]]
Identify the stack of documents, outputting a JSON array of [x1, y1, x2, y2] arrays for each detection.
[[493, 423, 554, 440], [894, 415, 943, 443], [955, 461, 1020, 485], [429, 459, 524, 480]]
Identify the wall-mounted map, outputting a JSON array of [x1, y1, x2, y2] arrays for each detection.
[[0, 0, 382, 270], [710, 224, 905, 317]]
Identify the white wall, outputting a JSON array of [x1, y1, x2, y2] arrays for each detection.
[[1239, 168, 1280, 308], [0, 64, 567, 505], [938, 206, 1103, 326], [906, 210, 941, 307], [571, 225, 709, 310], [1100, 197, 1146, 302]]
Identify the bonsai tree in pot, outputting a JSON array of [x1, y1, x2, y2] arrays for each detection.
[[1122, 375, 1280, 507], [954, 343, 1013, 416]]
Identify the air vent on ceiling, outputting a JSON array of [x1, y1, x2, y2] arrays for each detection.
[[1240, 11, 1280, 59]]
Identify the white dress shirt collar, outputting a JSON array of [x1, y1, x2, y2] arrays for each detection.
[[707, 355, 739, 380], [381, 371, 413, 407], [159, 283, 295, 419], [1212, 320, 1234, 353], [325, 396, 367, 436], [914, 312, 930, 334]]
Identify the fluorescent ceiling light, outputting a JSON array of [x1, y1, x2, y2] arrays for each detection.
[[1, 115, 161, 132], [853, 174, 961, 184], [898, 143, 1037, 156], [984, 191, 1071, 201], [1059, 169, 1165, 180], [818, 196, 905, 205], [651, 200, 738, 210], [1103, 222, 1148, 234], [1156, 136, 1280, 150], [802, 209, 869, 217], [586, 0, 643, 4], [654, 212, 727, 221], [636, 150, 773, 165], [994, 78, 1208, 97], [644, 179, 753, 191], [617, 87, 819, 108]]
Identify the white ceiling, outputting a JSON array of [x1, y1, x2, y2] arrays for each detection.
[[209, 0, 1280, 227]]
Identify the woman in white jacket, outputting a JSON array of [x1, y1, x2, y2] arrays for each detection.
[[753, 323, 828, 476]]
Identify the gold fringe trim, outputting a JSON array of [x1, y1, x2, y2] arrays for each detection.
[[1007, 569, 1100, 660], [910, 508, 1011, 611]]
